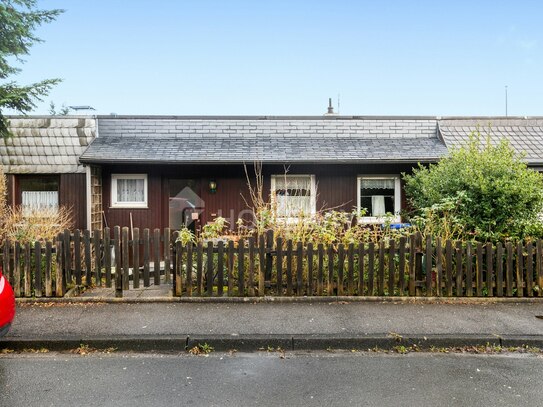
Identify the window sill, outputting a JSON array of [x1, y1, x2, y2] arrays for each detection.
[[110, 204, 149, 209], [358, 216, 401, 224]]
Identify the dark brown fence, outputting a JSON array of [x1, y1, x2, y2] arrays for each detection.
[[1, 227, 543, 298]]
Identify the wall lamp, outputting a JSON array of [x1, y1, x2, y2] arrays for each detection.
[[209, 179, 217, 194]]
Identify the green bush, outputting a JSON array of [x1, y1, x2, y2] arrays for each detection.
[[404, 132, 543, 242]]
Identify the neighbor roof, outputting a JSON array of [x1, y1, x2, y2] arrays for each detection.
[[439, 118, 543, 165], [80, 117, 446, 164], [1, 117, 96, 173]]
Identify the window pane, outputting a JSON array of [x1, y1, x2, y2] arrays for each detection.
[[22, 191, 59, 214], [360, 178, 396, 217], [273, 175, 312, 217], [117, 179, 145, 202]]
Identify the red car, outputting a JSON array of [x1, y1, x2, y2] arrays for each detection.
[[0, 266, 15, 337]]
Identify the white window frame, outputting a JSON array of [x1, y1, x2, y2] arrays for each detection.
[[271, 174, 317, 220], [357, 175, 401, 223], [111, 174, 148, 208]]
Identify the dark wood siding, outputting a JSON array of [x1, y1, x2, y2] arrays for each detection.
[[59, 174, 87, 230], [99, 163, 419, 231]]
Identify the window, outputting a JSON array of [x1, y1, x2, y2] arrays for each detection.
[[19, 176, 59, 216], [111, 174, 148, 208], [271, 175, 316, 219], [357, 176, 401, 223]]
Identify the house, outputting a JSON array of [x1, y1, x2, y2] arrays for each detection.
[[0, 117, 96, 229], [3, 115, 542, 234], [79, 116, 447, 232]]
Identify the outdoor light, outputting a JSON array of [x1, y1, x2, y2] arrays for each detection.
[[209, 179, 217, 194]]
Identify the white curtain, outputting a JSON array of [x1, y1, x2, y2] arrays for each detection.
[[371, 196, 386, 216], [117, 179, 145, 202], [22, 191, 58, 214], [360, 178, 395, 189], [274, 176, 312, 217]]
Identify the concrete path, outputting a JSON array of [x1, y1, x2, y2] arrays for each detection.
[[3, 301, 543, 351]]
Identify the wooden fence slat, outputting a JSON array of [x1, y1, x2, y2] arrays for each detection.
[[327, 245, 334, 295], [258, 235, 265, 296], [164, 229, 171, 284], [526, 242, 533, 297], [153, 229, 161, 286], [34, 241, 42, 297], [175, 241, 183, 296], [368, 242, 375, 296], [445, 240, 453, 297], [317, 243, 324, 296], [227, 240, 234, 296], [276, 237, 283, 296], [465, 243, 473, 297], [122, 227, 130, 290], [63, 229, 71, 283], [476, 242, 483, 297], [24, 242, 31, 297], [347, 243, 354, 296], [74, 230, 82, 286], [296, 241, 303, 296], [197, 242, 204, 295], [93, 229, 102, 286], [104, 227, 111, 287], [517, 242, 524, 298], [307, 243, 314, 296], [486, 242, 494, 297], [249, 238, 256, 297], [435, 237, 442, 297], [358, 243, 364, 296], [538, 240, 543, 297], [425, 236, 432, 296], [206, 241, 213, 296], [132, 228, 140, 289], [218, 240, 225, 296], [238, 238, 245, 296], [83, 230, 91, 286], [455, 241, 463, 296], [1, 241, 8, 289], [378, 241, 385, 296], [265, 230, 274, 283], [286, 240, 293, 296], [337, 243, 345, 296], [398, 237, 406, 296], [408, 235, 415, 296], [496, 242, 504, 297], [13, 241, 21, 297], [415, 232, 423, 296], [55, 235, 64, 297], [506, 242, 513, 297], [114, 226, 122, 297], [45, 241, 52, 297], [187, 242, 194, 297], [388, 240, 395, 296], [143, 229, 150, 287]]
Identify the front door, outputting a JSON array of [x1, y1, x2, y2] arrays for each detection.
[[168, 179, 204, 232]]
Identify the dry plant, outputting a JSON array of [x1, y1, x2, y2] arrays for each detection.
[[0, 166, 7, 235], [2, 205, 73, 243]]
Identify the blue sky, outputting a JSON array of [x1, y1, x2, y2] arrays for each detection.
[[9, 0, 543, 116]]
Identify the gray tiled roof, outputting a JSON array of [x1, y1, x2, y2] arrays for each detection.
[[439, 118, 543, 165], [80, 117, 446, 164], [1, 117, 96, 173]]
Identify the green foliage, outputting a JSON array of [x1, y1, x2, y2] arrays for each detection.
[[0, 0, 63, 136], [201, 217, 229, 240], [404, 131, 543, 242], [175, 225, 196, 246]]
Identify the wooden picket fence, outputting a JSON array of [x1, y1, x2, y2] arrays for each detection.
[[1, 227, 543, 298]]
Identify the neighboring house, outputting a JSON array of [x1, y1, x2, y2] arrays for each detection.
[[79, 116, 446, 231], [0, 116, 96, 229], [3, 115, 542, 233]]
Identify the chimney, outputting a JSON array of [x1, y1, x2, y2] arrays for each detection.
[[324, 98, 337, 116]]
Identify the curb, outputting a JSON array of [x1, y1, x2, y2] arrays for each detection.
[[16, 296, 543, 305], [2, 333, 540, 352]]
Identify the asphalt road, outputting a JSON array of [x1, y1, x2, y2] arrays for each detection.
[[1, 351, 542, 406]]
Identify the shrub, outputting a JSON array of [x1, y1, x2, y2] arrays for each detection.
[[403, 132, 543, 242]]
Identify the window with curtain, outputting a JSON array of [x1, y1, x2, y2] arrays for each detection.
[[19, 176, 59, 216], [272, 175, 315, 218], [358, 176, 399, 220], [111, 174, 148, 208]]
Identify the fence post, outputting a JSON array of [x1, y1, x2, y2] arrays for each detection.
[[45, 241, 52, 297], [24, 242, 31, 297], [296, 241, 303, 296], [415, 232, 423, 296], [93, 229, 102, 286], [133, 228, 140, 289], [114, 226, 122, 297], [308, 242, 314, 296], [276, 237, 283, 296], [153, 229, 161, 286], [398, 237, 406, 296], [83, 230, 91, 286], [74, 230, 81, 286], [486, 242, 494, 297], [435, 237, 442, 297], [218, 240, 225, 296], [122, 227, 130, 290], [34, 241, 42, 298], [337, 243, 345, 296], [143, 229, 150, 287], [164, 228, 171, 284], [248, 237, 256, 297], [388, 239, 395, 296], [258, 235, 265, 296], [55, 233, 65, 297], [238, 238, 245, 296]]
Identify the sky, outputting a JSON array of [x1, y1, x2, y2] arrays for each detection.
[[7, 0, 543, 116]]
